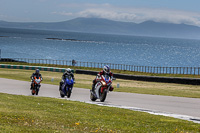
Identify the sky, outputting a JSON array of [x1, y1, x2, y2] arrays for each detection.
[[1, 0, 200, 27]]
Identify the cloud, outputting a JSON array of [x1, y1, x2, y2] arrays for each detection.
[[55, 3, 200, 27]]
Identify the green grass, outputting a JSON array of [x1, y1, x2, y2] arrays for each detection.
[[1, 68, 200, 98], [1, 62, 200, 78], [0, 93, 200, 132]]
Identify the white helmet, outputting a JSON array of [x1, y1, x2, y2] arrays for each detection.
[[103, 65, 110, 74], [65, 68, 71, 73]]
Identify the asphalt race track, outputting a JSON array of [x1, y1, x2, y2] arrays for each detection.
[[0, 78, 200, 123]]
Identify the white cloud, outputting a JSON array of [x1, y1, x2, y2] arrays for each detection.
[[55, 3, 200, 27]]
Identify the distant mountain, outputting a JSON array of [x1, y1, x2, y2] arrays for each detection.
[[0, 17, 200, 39]]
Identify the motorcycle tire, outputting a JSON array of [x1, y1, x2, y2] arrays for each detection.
[[90, 91, 97, 101], [36, 89, 39, 95], [32, 89, 35, 95], [100, 89, 107, 102], [67, 88, 71, 98]]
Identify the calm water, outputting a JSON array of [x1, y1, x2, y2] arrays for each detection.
[[0, 28, 200, 67]]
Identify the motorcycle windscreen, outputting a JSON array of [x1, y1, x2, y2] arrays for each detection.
[[104, 75, 110, 83], [35, 79, 41, 84]]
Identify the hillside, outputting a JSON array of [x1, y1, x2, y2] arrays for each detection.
[[1, 17, 200, 39]]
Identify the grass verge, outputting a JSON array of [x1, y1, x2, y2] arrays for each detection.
[[1, 68, 200, 98], [1, 62, 200, 78], [0, 93, 200, 132]]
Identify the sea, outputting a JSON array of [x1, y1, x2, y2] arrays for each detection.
[[0, 27, 200, 67]]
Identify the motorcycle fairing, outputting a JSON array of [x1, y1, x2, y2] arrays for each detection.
[[62, 75, 74, 95], [94, 82, 102, 98]]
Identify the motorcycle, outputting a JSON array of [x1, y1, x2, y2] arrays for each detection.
[[59, 75, 74, 98], [90, 74, 115, 102], [31, 76, 41, 95]]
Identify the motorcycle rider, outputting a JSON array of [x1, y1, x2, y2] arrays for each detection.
[[30, 69, 43, 90], [59, 68, 75, 91], [92, 65, 114, 92]]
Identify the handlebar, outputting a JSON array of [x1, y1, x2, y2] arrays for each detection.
[[112, 78, 116, 80]]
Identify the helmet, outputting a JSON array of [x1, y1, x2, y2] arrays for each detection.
[[65, 68, 71, 73], [103, 65, 110, 74], [35, 69, 40, 74]]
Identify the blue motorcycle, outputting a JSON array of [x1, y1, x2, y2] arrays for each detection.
[[59, 75, 74, 98]]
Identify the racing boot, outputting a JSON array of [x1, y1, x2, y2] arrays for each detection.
[[30, 83, 33, 90], [92, 83, 95, 92], [109, 86, 114, 91], [59, 82, 63, 91]]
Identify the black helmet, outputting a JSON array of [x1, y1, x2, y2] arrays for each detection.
[[35, 69, 40, 74]]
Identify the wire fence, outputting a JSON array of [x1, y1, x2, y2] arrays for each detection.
[[2, 58, 200, 75]]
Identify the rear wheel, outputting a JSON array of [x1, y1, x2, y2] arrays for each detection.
[[100, 89, 107, 102]]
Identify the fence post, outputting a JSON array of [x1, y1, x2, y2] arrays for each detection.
[[163, 67, 164, 74], [156, 67, 158, 74], [8, 58, 200, 76]]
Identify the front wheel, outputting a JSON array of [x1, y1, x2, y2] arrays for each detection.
[[36, 88, 39, 95], [67, 88, 71, 98], [100, 89, 107, 102]]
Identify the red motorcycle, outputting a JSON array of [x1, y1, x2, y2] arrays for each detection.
[[90, 74, 114, 102], [31, 76, 42, 95]]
